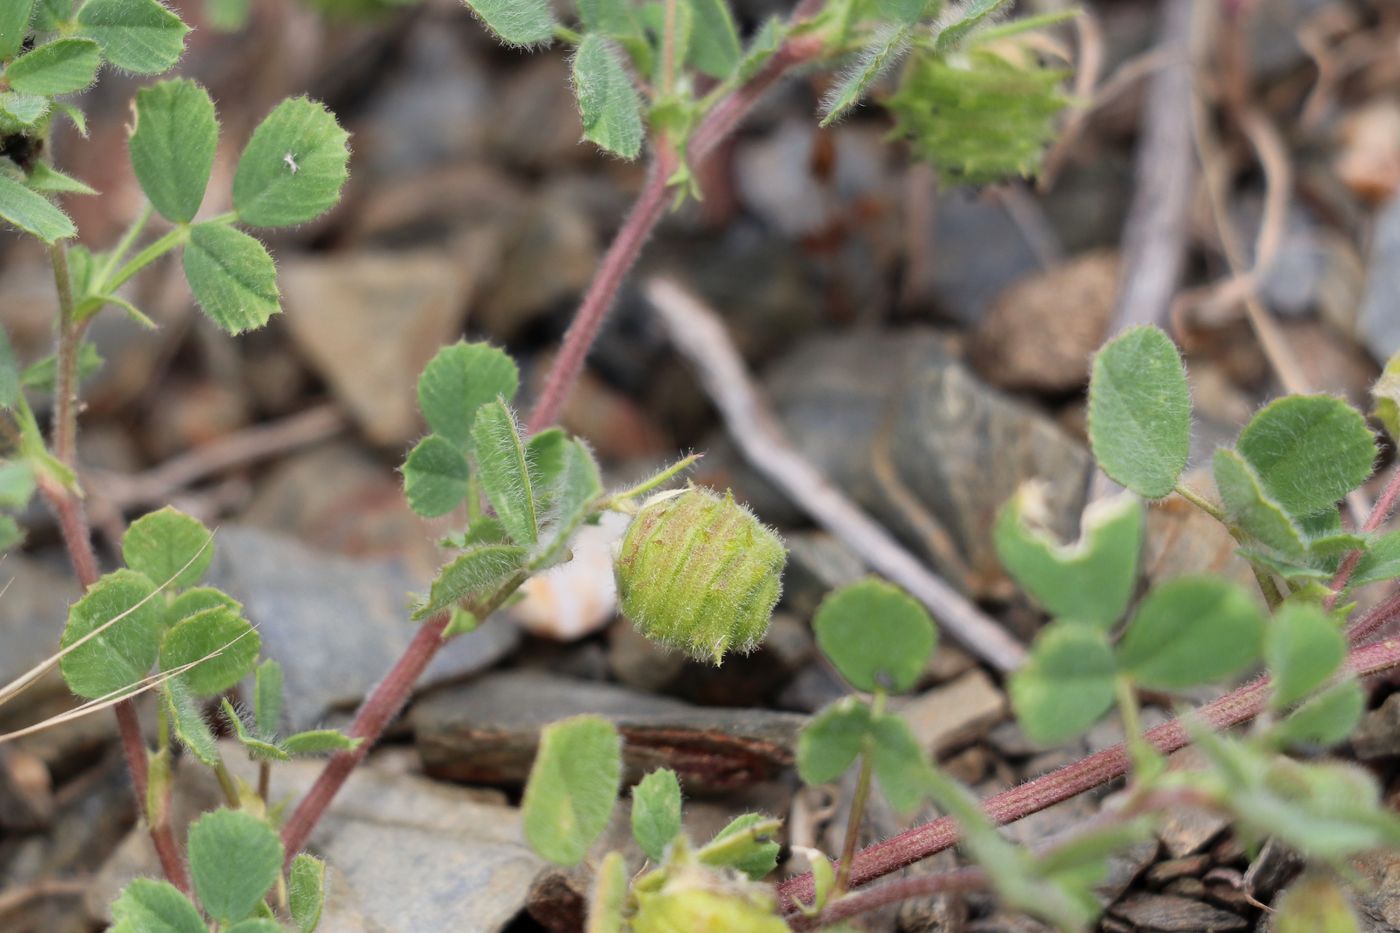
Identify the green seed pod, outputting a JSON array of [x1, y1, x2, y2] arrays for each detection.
[[614, 487, 786, 664]]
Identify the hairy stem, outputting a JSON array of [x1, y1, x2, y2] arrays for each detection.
[[524, 1, 829, 434], [48, 243, 79, 466], [790, 867, 987, 930], [1327, 466, 1400, 610], [777, 636, 1400, 909], [835, 689, 884, 895], [279, 574, 527, 862]]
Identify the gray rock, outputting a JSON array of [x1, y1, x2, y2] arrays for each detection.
[[1359, 194, 1400, 362], [761, 330, 1089, 595], [782, 532, 867, 619], [1352, 692, 1400, 761], [1110, 893, 1248, 932], [923, 189, 1043, 325], [412, 671, 805, 793], [206, 526, 519, 731], [893, 669, 1007, 757], [88, 748, 544, 933], [0, 556, 80, 719], [1348, 850, 1400, 931]]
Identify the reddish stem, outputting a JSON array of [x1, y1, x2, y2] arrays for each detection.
[[279, 612, 451, 861], [789, 867, 987, 929], [1327, 466, 1400, 610], [777, 637, 1400, 909], [1347, 587, 1400, 644]]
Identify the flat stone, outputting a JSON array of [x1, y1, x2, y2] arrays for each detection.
[[1147, 854, 1212, 887], [1351, 692, 1400, 761], [895, 669, 1007, 757], [1097, 838, 1161, 906], [412, 671, 805, 794], [0, 556, 82, 718], [206, 526, 519, 731], [921, 189, 1043, 326], [1109, 893, 1248, 932], [1156, 751, 1231, 858], [87, 748, 544, 932], [281, 249, 473, 446]]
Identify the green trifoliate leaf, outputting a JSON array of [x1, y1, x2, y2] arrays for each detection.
[[1236, 395, 1375, 519], [0, 90, 48, 129], [110, 878, 206, 933], [289, 854, 326, 933], [631, 768, 683, 862], [414, 542, 527, 621], [1009, 621, 1116, 744], [25, 162, 97, 195], [183, 221, 280, 334], [700, 813, 781, 880], [159, 605, 260, 695], [0, 325, 17, 408], [76, 0, 188, 74], [0, 460, 34, 509], [0, 0, 35, 60], [590, 851, 628, 933], [1086, 326, 1191, 499], [128, 78, 218, 223], [1371, 351, 1400, 443], [1116, 577, 1264, 690], [417, 341, 519, 451], [797, 697, 870, 785], [1273, 679, 1364, 747], [221, 699, 290, 761], [33, 0, 74, 32], [578, 0, 635, 34], [1351, 530, 1400, 588], [812, 577, 935, 692], [526, 428, 568, 504], [462, 0, 553, 46], [869, 712, 932, 812], [523, 715, 622, 866], [994, 487, 1142, 630], [534, 437, 604, 566], [878, 0, 933, 23], [59, 569, 164, 699], [1214, 448, 1306, 555], [254, 658, 282, 736], [1274, 873, 1362, 933], [167, 585, 240, 627], [401, 433, 470, 518], [821, 22, 912, 126], [122, 505, 214, 590], [737, 15, 783, 81], [615, 487, 786, 664], [4, 38, 100, 94], [687, 0, 740, 78], [1267, 602, 1346, 711], [572, 34, 644, 160], [283, 728, 359, 756], [232, 97, 349, 228], [225, 920, 284, 933], [163, 676, 219, 765], [472, 399, 539, 547], [0, 171, 75, 243], [187, 808, 284, 925], [932, 0, 1012, 51]]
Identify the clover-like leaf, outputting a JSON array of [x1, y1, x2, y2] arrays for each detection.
[[1010, 622, 1116, 744], [4, 38, 100, 94], [159, 605, 260, 696], [402, 433, 470, 518], [417, 341, 519, 451], [591, 851, 628, 933], [122, 505, 214, 591], [59, 569, 164, 699], [1267, 602, 1345, 711], [183, 221, 280, 334], [110, 878, 206, 933], [0, 459, 35, 509], [869, 712, 931, 812], [534, 437, 604, 566], [700, 813, 781, 880], [76, 0, 188, 74], [414, 542, 527, 621], [221, 698, 290, 761], [1351, 531, 1400, 588], [688, 0, 740, 78], [283, 729, 359, 756], [26, 162, 97, 195], [573, 34, 644, 160], [472, 399, 539, 547], [1372, 351, 1400, 444], [187, 808, 284, 925], [0, 172, 75, 243], [1236, 395, 1375, 519], [1273, 679, 1364, 747], [0, 0, 35, 60], [933, 0, 1012, 51], [463, 0, 554, 46], [796, 696, 870, 785], [522, 715, 622, 865], [1214, 448, 1305, 555], [1087, 326, 1191, 499], [163, 675, 219, 765], [253, 658, 283, 736], [995, 487, 1142, 629], [289, 854, 326, 933], [631, 768, 682, 862], [1117, 577, 1264, 690], [128, 78, 218, 223], [813, 578, 935, 693], [821, 23, 912, 126], [232, 97, 349, 229]]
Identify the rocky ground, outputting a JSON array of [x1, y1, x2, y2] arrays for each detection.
[[3, 0, 1400, 929]]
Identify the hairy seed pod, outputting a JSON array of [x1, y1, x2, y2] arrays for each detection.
[[614, 487, 786, 664]]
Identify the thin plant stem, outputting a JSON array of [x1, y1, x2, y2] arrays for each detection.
[[834, 689, 884, 895], [95, 203, 154, 289], [258, 761, 272, 805], [104, 226, 188, 293], [1327, 466, 1400, 610], [48, 243, 79, 466], [791, 867, 987, 930], [213, 760, 241, 808], [777, 635, 1400, 909], [1174, 482, 1224, 522]]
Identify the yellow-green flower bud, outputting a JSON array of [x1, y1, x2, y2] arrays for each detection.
[[632, 867, 788, 933], [614, 487, 786, 664]]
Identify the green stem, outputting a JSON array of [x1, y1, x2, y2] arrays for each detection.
[[1174, 483, 1225, 522], [95, 202, 154, 290], [1174, 484, 1283, 607], [553, 23, 583, 44], [661, 0, 679, 95], [1114, 675, 1155, 777], [835, 689, 886, 896], [48, 242, 80, 466], [602, 454, 701, 509], [104, 226, 188, 293], [213, 759, 241, 808]]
